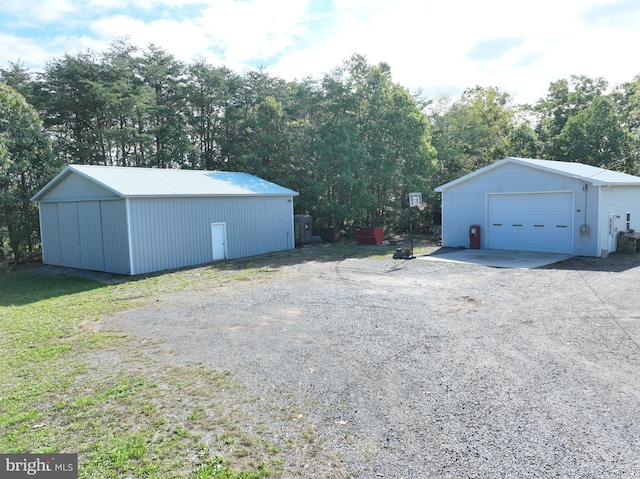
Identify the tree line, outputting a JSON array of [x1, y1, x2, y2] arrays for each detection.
[[2, 39, 640, 263]]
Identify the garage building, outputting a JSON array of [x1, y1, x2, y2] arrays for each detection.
[[434, 157, 640, 257], [32, 165, 299, 274]]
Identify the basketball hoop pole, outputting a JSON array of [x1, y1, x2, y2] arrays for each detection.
[[408, 193, 421, 259], [409, 202, 414, 258]]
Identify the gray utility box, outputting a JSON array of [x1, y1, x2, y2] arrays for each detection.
[[294, 214, 313, 245]]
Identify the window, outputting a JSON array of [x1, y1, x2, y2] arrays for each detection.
[[627, 212, 631, 231]]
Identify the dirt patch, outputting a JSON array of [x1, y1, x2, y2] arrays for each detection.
[[98, 248, 640, 478]]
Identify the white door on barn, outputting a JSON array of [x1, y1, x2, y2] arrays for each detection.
[[211, 223, 227, 261], [487, 192, 573, 254]]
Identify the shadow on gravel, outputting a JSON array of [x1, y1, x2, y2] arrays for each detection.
[[16, 239, 439, 288], [421, 247, 640, 273], [538, 252, 640, 272]]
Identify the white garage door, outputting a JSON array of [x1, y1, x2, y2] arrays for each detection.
[[487, 193, 573, 253]]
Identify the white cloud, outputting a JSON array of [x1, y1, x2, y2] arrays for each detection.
[[268, 0, 640, 103], [89, 14, 216, 62], [0, 34, 54, 70], [1, 0, 640, 103], [4, 0, 76, 25], [196, 0, 309, 63], [86, 1, 310, 71]]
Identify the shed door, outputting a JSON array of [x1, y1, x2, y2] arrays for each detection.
[[211, 223, 227, 261], [487, 193, 573, 253]]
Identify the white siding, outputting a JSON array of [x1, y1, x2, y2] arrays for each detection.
[[441, 181, 486, 248], [599, 186, 640, 254], [440, 162, 600, 255], [127, 196, 295, 275]]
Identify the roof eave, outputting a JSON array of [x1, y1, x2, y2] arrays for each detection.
[[601, 181, 640, 187], [572, 177, 608, 187], [433, 157, 633, 191], [122, 192, 300, 198]]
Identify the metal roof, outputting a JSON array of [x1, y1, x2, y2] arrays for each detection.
[[435, 157, 640, 192], [32, 165, 299, 201]]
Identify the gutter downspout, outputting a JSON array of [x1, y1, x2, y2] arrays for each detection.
[[596, 185, 602, 256]]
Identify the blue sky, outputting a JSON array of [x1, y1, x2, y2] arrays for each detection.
[[1, 0, 640, 104]]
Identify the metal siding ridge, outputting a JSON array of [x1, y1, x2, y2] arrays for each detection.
[[126, 198, 135, 275]]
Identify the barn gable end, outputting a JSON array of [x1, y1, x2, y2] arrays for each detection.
[[34, 170, 119, 202]]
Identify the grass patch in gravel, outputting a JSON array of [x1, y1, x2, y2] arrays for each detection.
[[0, 268, 279, 478]]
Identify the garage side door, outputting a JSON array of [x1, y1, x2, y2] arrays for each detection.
[[487, 193, 573, 254]]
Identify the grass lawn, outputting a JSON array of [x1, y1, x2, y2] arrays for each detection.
[[0, 240, 435, 478], [0, 263, 281, 478]]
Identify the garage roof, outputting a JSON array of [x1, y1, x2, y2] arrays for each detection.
[[435, 157, 640, 192], [32, 165, 299, 201]]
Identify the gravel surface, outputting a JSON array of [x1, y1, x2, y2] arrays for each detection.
[[101, 249, 640, 478]]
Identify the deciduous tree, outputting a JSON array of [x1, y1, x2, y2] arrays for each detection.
[[0, 84, 56, 262]]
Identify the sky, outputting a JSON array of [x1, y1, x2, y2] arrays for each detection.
[[1, 0, 640, 105]]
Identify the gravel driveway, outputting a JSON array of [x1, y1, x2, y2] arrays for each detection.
[[103, 248, 640, 478]]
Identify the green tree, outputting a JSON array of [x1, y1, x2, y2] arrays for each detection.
[[101, 39, 154, 167], [308, 54, 436, 231], [534, 75, 634, 170], [139, 45, 191, 168], [535, 75, 609, 162], [39, 50, 112, 165], [185, 61, 237, 170], [558, 95, 631, 170], [508, 115, 542, 159], [0, 61, 35, 101], [613, 74, 640, 174], [241, 95, 289, 179], [224, 69, 292, 172], [0, 83, 57, 262], [430, 86, 517, 185]]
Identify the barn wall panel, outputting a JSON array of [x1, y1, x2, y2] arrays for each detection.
[[100, 200, 131, 274], [127, 196, 295, 275], [39, 203, 62, 266], [77, 201, 105, 271], [56, 202, 82, 269]]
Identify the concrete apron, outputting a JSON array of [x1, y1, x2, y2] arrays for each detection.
[[417, 249, 574, 269]]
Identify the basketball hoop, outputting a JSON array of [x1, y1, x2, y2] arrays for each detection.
[[416, 203, 426, 211], [409, 192, 422, 208]]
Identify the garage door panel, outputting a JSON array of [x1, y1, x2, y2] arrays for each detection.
[[488, 193, 573, 253]]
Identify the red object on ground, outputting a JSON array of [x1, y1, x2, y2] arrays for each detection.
[[355, 227, 384, 245], [469, 225, 481, 249]]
